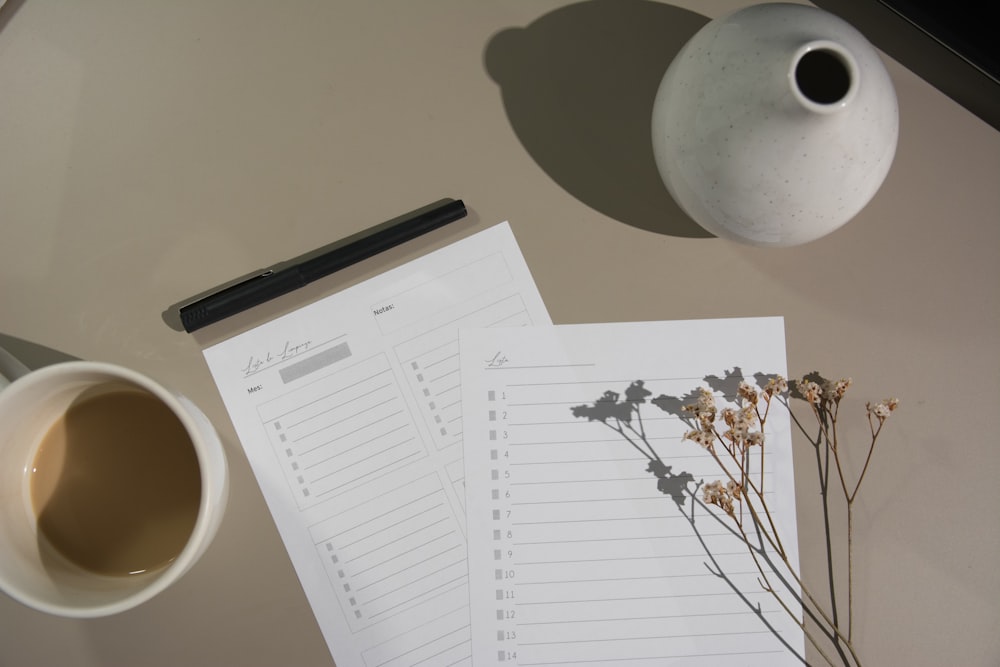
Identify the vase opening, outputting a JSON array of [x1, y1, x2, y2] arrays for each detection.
[[795, 48, 851, 104], [789, 40, 860, 114]]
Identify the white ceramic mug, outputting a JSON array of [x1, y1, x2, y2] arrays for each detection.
[[0, 348, 228, 617]]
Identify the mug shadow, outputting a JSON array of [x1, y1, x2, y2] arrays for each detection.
[[485, 0, 713, 238], [0, 333, 80, 377]]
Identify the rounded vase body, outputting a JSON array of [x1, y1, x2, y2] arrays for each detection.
[[651, 3, 898, 246]]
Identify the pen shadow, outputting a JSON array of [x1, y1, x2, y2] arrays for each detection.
[[484, 0, 713, 238], [161, 198, 461, 332]]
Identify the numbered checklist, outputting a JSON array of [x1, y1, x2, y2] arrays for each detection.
[[203, 223, 550, 667], [459, 319, 805, 666]]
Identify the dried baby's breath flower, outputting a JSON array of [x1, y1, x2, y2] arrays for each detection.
[[738, 380, 759, 405], [825, 378, 852, 403], [798, 379, 823, 405], [579, 372, 898, 667], [694, 387, 716, 412], [703, 479, 723, 500], [867, 397, 899, 422], [703, 479, 739, 515], [764, 376, 788, 397], [683, 387, 717, 428], [684, 428, 716, 451]]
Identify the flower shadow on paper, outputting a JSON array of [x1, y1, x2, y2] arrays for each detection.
[[570, 371, 806, 664]]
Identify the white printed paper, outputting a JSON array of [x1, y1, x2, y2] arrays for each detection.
[[459, 318, 804, 666], [203, 222, 551, 667]]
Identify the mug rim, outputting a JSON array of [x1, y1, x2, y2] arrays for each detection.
[[0, 360, 224, 618]]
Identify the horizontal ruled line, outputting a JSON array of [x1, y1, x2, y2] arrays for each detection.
[[411, 636, 470, 667], [514, 550, 739, 566], [341, 503, 444, 548], [514, 534, 746, 547], [357, 545, 463, 592], [519, 648, 783, 665], [287, 382, 392, 430], [350, 527, 454, 573], [515, 590, 768, 606], [305, 423, 409, 470], [367, 576, 467, 620], [430, 368, 459, 384], [422, 353, 456, 370], [316, 451, 422, 497], [363, 559, 467, 606], [507, 376, 695, 388], [317, 491, 441, 544], [512, 495, 668, 506], [309, 436, 415, 483], [512, 514, 679, 525], [298, 407, 404, 448], [486, 364, 596, 371], [517, 570, 757, 586], [520, 628, 776, 647], [516, 609, 759, 626]]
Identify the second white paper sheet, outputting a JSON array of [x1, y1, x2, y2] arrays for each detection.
[[460, 318, 804, 666]]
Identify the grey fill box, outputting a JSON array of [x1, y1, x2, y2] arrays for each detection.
[[278, 341, 352, 384]]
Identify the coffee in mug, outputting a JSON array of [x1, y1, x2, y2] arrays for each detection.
[[0, 358, 228, 618], [30, 389, 203, 577]]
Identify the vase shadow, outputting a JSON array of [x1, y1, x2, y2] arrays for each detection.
[[484, 0, 713, 238]]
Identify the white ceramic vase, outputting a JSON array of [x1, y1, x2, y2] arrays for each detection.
[[651, 3, 898, 246]]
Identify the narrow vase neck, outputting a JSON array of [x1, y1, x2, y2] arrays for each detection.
[[790, 40, 859, 114]]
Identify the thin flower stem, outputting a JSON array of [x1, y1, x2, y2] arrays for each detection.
[[814, 403, 852, 502], [627, 379, 891, 667], [745, 504, 863, 666], [734, 514, 856, 667], [850, 424, 882, 502], [709, 433, 787, 558], [848, 504, 854, 643], [755, 397, 771, 495], [707, 445, 861, 666], [822, 411, 856, 645], [761, 437, 766, 497]]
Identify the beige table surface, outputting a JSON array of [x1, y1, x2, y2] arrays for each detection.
[[2, 1, 998, 665]]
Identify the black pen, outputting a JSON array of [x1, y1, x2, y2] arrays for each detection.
[[179, 198, 468, 333]]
